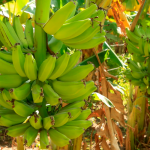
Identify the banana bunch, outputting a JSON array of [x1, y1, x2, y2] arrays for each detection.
[[126, 24, 150, 93], [0, 1, 102, 148], [43, 1, 106, 50]]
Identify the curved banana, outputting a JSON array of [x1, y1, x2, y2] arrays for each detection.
[[0, 50, 12, 63], [59, 100, 85, 112], [0, 59, 17, 75], [60, 51, 82, 76], [62, 25, 100, 45], [49, 53, 70, 80], [52, 80, 85, 96], [13, 100, 34, 117], [25, 18, 34, 49], [53, 112, 69, 127], [43, 84, 60, 106], [0, 92, 13, 110], [65, 120, 92, 129], [31, 81, 44, 103], [66, 4, 97, 23], [7, 122, 30, 137], [127, 59, 141, 71], [40, 129, 50, 149], [48, 129, 70, 147], [132, 53, 145, 62], [56, 125, 84, 139], [12, 44, 26, 77], [29, 113, 42, 129], [66, 36, 106, 49], [131, 71, 146, 79], [3, 17, 23, 47], [38, 55, 56, 82], [43, 1, 76, 35], [2, 89, 12, 102], [60, 81, 95, 101], [13, 16, 28, 48], [24, 126, 38, 147], [54, 19, 92, 40], [143, 76, 149, 85], [58, 64, 94, 82], [43, 116, 55, 130], [0, 74, 27, 88], [24, 53, 38, 81], [9, 82, 31, 100], [75, 109, 91, 120]]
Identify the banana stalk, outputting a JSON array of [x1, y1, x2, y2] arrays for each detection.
[[34, 0, 51, 67], [17, 136, 24, 150]]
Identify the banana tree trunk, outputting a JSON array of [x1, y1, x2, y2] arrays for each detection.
[[17, 136, 24, 150], [127, 87, 146, 150]]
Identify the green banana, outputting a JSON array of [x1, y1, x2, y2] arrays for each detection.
[[43, 116, 55, 130], [2, 89, 12, 102], [7, 122, 30, 137], [0, 74, 27, 88], [43, 84, 60, 106], [60, 50, 82, 76], [9, 82, 31, 100], [143, 76, 149, 85], [3, 17, 23, 47], [40, 129, 50, 149], [53, 112, 69, 127], [29, 113, 42, 129], [138, 38, 144, 54], [126, 28, 140, 44], [75, 109, 91, 120], [132, 53, 145, 62], [131, 71, 146, 79], [66, 36, 106, 49], [58, 64, 94, 82], [54, 19, 92, 40], [59, 101, 85, 112], [66, 85, 97, 103], [56, 125, 84, 139], [13, 100, 34, 117], [48, 37, 63, 54], [130, 79, 143, 86], [139, 83, 147, 91], [38, 55, 56, 82], [127, 59, 141, 71], [62, 25, 100, 45], [13, 16, 28, 48], [65, 108, 82, 121], [25, 18, 34, 49], [145, 26, 150, 38], [24, 53, 38, 81], [0, 92, 13, 110], [65, 4, 97, 23], [52, 80, 85, 96], [0, 107, 14, 115], [133, 25, 145, 38], [49, 53, 70, 80], [0, 50, 12, 63], [24, 126, 38, 147], [126, 40, 141, 54], [31, 81, 44, 103], [43, 1, 76, 35], [0, 58, 17, 75], [65, 120, 92, 129], [60, 81, 95, 100], [48, 128, 70, 147], [0, 20, 17, 48], [0, 113, 26, 127], [144, 40, 150, 57], [12, 44, 26, 77]]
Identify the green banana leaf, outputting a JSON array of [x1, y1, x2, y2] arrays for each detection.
[[91, 92, 114, 108], [79, 50, 108, 67], [0, 0, 12, 5], [103, 42, 125, 67]]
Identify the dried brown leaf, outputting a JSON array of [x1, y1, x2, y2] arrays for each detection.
[[87, 108, 105, 119], [111, 108, 125, 127], [126, 129, 131, 150], [101, 137, 111, 150]]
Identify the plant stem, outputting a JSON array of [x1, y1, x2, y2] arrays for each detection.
[[17, 136, 24, 150]]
